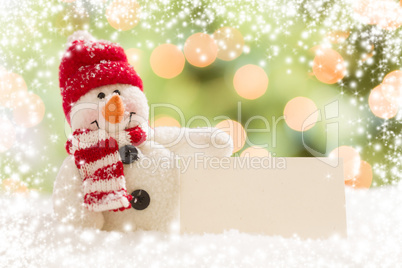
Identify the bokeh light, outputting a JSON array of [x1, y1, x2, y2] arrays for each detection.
[[12, 92, 45, 128], [240, 146, 271, 157], [361, 45, 375, 63], [106, 0, 140, 31], [0, 117, 16, 153], [1, 178, 29, 194], [152, 115, 181, 128], [184, 33, 218, 67], [326, 31, 350, 44], [312, 47, 346, 84], [0, 72, 27, 108], [329, 146, 361, 181], [345, 160, 373, 189], [368, 85, 399, 119], [2, 0, 402, 194], [126, 48, 144, 73], [354, 0, 402, 30], [283, 97, 318, 131], [150, 44, 185, 79], [215, 119, 247, 153], [213, 27, 244, 61], [233, 64, 268, 100], [381, 70, 402, 104]]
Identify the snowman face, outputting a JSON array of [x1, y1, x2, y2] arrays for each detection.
[[70, 84, 149, 133]]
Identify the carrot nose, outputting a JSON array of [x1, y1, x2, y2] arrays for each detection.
[[102, 95, 124, 124]]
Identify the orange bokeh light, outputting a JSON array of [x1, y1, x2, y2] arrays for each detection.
[[345, 160, 373, 189], [0, 72, 27, 108], [240, 146, 270, 157], [215, 119, 247, 153], [13, 92, 45, 128], [106, 0, 140, 31], [213, 27, 244, 61], [329, 146, 361, 181], [312, 47, 346, 84], [0, 117, 16, 153], [150, 44, 185, 79], [354, 0, 402, 30], [233, 64, 268, 100], [283, 97, 318, 132], [184, 33, 218, 68], [381, 70, 402, 104], [368, 85, 399, 119], [152, 116, 181, 128], [1, 178, 29, 194]]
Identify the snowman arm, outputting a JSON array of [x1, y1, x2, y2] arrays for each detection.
[[152, 127, 233, 157], [123, 126, 147, 146], [53, 156, 105, 230]]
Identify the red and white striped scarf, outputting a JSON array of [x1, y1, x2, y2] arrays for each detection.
[[65, 126, 146, 212]]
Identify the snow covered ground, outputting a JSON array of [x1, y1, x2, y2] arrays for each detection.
[[1, 183, 402, 268]]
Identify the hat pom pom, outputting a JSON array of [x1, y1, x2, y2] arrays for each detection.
[[67, 31, 95, 47]]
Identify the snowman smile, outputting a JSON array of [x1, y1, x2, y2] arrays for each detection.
[[68, 83, 149, 134]]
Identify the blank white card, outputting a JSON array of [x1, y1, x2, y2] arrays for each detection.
[[180, 157, 347, 239]]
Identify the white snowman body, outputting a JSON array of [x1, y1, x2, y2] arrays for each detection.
[[53, 83, 233, 232]]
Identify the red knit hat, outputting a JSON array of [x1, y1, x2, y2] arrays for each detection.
[[59, 35, 143, 125]]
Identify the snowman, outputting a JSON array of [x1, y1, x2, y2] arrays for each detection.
[[53, 31, 233, 232]]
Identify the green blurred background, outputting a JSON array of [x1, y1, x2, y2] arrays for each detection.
[[0, 0, 400, 193]]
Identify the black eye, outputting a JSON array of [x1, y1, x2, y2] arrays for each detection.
[[97, 92, 105, 99], [113, 90, 121, 95]]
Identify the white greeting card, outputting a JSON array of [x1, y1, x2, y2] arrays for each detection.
[[180, 157, 347, 239]]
